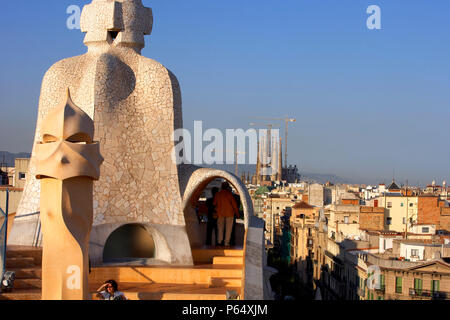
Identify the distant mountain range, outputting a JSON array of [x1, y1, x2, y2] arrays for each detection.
[[0, 151, 31, 167], [300, 172, 354, 185], [0, 152, 353, 184], [203, 163, 353, 185]]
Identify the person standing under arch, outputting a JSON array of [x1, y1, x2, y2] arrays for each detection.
[[213, 182, 239, 247], [230, 192, 241, 246], [205, 187, 219, 246]]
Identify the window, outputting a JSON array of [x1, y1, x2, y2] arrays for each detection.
[[414, 278, 422, 295], [387, 202, 392, 208], [386, 217, 392, 225], [409, 203, 414, 207], [422, 227, 429, 233], [380, 275, 385, 288], [400, 203, 404, 207], [19, 172, 26, 180], [403, 217, 406, 224], [395, 277, 402, 294], [344, 216, 349, 224], [431, 280, 440, 292], [411, 249, 419, 257]]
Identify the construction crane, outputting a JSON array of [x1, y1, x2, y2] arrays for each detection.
[[250, 116, 296, 168]]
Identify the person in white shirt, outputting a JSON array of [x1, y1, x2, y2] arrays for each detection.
[[96, 280, 127, 300]]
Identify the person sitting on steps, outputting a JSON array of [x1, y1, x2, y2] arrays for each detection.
[[96, 280, 127, 300]]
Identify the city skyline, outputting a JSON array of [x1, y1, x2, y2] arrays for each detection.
[[0, 0, 449, 184]]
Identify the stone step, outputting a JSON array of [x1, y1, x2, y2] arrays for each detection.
[[89, 264, 243, 285], [0, 289, 41, 300], [5, 257, 36, 269], [0, 283, 241, 301], [91, 283, 241, 301], [11, 268, 42, 279], [6, 247, 42, 265], [209, 277, 242, 288], [13, 278, 42, 290], [192, 247, 243, 264], [1, 273, 243, 300], [0, 292, 231, 301], [212, 256, 243, 265], [1, 247, 244, 301], [153, 291, 231, 300]]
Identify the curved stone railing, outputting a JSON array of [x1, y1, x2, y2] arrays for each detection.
[[243, 215, 273, 300]]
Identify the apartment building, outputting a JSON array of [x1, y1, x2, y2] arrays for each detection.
[[325, 204, 361, 241], [365, 252, 450, 300], [418, 195, 450, 230], [263, 194, 297, 245], [376, 194, 418, 232], [289, 203, 450, 300], [289, 202, 317, 284]]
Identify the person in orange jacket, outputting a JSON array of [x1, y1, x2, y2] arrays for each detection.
[[213, 181, 239, 246]]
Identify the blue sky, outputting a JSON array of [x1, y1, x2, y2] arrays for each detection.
[[0, 0, 449, 185]]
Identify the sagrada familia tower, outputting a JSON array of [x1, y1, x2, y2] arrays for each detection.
[[10, 0, 253, 266]]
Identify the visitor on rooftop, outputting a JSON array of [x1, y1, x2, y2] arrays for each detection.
[[230, 192, 242, 246], [96, 280, 127, 300], [213, 182, 239, 247], [205, 187, 219, 246]]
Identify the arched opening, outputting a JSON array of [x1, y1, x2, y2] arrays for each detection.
[[103, 223, 155, 263], [184, 177, 246, 248]]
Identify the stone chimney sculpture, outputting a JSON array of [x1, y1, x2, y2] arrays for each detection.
[[35, 89, 103, 300], [12, 0, 254, 269]]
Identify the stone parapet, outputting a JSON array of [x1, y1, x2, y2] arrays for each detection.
[[243, 215, 272, 300]]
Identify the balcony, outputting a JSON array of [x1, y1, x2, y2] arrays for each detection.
[[374, 284, 385, 293], [409, 288, 449, 300]]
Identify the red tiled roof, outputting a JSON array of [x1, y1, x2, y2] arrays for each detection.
[[292, 201, 314, 209]]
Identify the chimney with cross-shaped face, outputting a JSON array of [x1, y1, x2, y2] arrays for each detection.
[[35, 89, 103, 300], [80, 0, 153, 52]]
